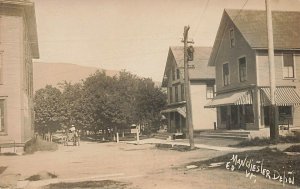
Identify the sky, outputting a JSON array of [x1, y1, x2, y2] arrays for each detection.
[[32, 0, 300, 82]]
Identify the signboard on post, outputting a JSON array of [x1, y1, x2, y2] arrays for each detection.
[[131, 128, 138, 133], [130, 124, 140, 144], [130, 124, 138, 133]]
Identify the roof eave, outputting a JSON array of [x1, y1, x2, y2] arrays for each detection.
[[208, 10, 228, 66], [2, 1, 40, 58], [0, 0, 33, 6], [25, 3, 39, 59], [253, 47, 300, 51]]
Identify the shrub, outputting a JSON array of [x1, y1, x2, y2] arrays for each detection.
[[24, 137, 58, 154]]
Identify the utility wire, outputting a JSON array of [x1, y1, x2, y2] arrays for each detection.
[[192, 0, 210, 38], [232, 0, 250, 22]]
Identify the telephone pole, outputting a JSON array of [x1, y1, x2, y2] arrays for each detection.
[[182, 26, 195, 149], [266, 0, 279, 139]]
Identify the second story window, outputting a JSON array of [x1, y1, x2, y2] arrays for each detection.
[[175, 85, 179, 102], [239, 57, 247, 82], [181, 84, 185, 101], [206, 85, 214, 99], [283, 53, 295, 78], [176, 69, 180, 80], [0, 99, 5, 132], [223, 63, 230, 86], [172, 67, 175, 81], [0, 53, 3, 84], [169, 87, 173, 103], [229, 28, 235, 48]]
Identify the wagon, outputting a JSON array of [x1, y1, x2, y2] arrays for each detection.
[[63, 132, 76, 146]]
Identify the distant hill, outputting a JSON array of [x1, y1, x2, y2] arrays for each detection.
[[33, 62, 119, 91]]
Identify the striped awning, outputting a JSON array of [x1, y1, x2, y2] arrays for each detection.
[[260, 87, 300, 106], [161, 106, 186, 118], [204, 90, 253, 108]]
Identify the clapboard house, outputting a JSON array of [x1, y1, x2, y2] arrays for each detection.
[[206, 9, 300, 132], [0, 0, 39, 152], [161, 46, 216, 135]]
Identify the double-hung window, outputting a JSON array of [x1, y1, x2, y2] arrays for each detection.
[[169, 87, 173, 103], [0, 53, 3, 84], [206, 85, 214, 99], [239, 57, 247, 82], [0, 99, 5, 132], [175, 85, 179, 102], [223, 63, 230, 86], [229, 28, 235, 48], [283, 53, 295, 78], [176, 69, 180, 80], [181, 84, 185, 101]]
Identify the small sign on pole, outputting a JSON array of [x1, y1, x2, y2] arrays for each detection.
[[130, 124, 139, 144]]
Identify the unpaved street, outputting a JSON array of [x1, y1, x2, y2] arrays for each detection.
[[0, 141, 298, 189]]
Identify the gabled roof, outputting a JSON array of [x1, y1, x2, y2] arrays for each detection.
[[0, 0, 39, 58], [209, 9, 300, 66], [162, 46, 214, 87]]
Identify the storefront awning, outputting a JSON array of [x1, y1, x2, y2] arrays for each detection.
[[204, 90, 253, 108], [260, 87, 300, 106], [161, 106, 186, 118]]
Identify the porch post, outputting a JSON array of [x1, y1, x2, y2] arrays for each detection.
[[253, 87, 262, 129], [217, 107, 221, 129], [227, 106, 231, 130], [237, 106, 241, 129]]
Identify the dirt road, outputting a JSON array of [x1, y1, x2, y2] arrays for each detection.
[[0, 141, 298, 189]]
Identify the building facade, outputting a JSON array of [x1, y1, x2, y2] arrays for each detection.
[[0, 1, 39, 152], [207, 9, 300, 131], [161, 46, 216, 134]]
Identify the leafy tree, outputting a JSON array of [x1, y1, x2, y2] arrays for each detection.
[[34, 70, 167, 139], [34, 85, 63, 136], [59, 81, 84, 130], [135, 78, 167, 133]]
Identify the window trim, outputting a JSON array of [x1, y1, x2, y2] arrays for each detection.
[[238, 56, 247, 82], [229, 28, 235, 48], [282, 52, 296, 79], [0, 98, 7, 134], [222, 62, 230, 86]]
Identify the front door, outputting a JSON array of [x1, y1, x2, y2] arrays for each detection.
[[264, 106, 270, 127], [230, 105, 239, 129]]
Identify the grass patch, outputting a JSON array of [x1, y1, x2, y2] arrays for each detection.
[[43, 180, 132, 189], [0, 152, 17, 156], [232, 135, 300, 147], [188, 147, 300, 186], [284, 145, 300, 153], [26, 171, 57, 181], [155, 143, 198, 152], [24, 137, 58, 154]]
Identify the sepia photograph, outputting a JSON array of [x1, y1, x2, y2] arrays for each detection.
[[0, 0, 300, 188]]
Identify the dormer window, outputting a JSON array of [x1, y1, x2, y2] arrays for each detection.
[[229, 28, 235, 48]]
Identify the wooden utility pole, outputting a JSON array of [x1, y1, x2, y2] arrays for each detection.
[[183, 26, 195, 149], [266, 0, 279, 139]]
